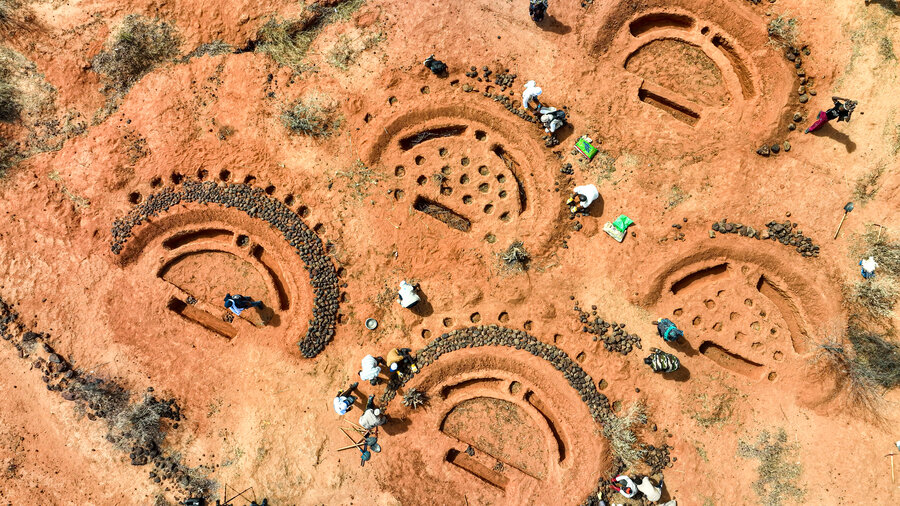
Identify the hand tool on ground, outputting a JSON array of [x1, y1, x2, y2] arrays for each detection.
[[337, 441, 366, 451], [834, 202, 854, 239]]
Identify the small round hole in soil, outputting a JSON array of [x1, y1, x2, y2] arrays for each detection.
[[470, 312, 481, 323], [170, 173, 184, 184], [394, 189, 405, 200], [479, 166, 489, 176], [284, 194, 295, 206], [299, 206, 310, 218], [744, 298, 753, 306], [388, 96, 397, 105], [459, 174, 469, 184], [478, 183, 489, 193], [442, 317, 454, 327], [417, 175, 428, 185], [460, 157, 470, 166], [769, 327, 777, 335], [750, 321, 760, 331], [500, 212, 511, 222], [236, 235, 250, 247], [196, 169, 207, 180], [243, 175, 256, 184], [265, 185, 275, 195], [523, 320, 533, 331], [128, 192, 141, 204], [420, 86, 430, 94], [462, 195, 473, 204], [475, 130, 487, 141], [692, 316, 702, 326], [509, 381, 521, 394], [439, 147, 448, 157], [704, 299, 715, 309], [767, 371, 777, 381], [773, 351, 784, 361], [415, 155, 425, 165], [712, 322, 722, 331], [498, 311, 509, 323], [219, 169, 231, 181], [441, 187, 453, 196], [496, 174, 506, 183], [701, 26, 710, 35], [441, 166, 451, 176], [484, 233, 496, 243], [150, 177, 163, 188], [483, 204, 494, 214], [395, 166, 405, 177], [340, 293, 348, 303], [673, 308, 683, 316], [422, 329, 432, 339], [498, 190, 507, 198], [730, 312, 739, 321], [313, 223, 324, 233]]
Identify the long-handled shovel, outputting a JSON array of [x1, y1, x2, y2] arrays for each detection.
[[834, 202, 854, 239]]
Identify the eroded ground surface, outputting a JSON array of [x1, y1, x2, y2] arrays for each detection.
[[1, 0, 900, 505]]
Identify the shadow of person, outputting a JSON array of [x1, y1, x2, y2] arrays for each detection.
[[812, 122, 856, 153], [665, 363, 691, 382], [410, 291, 434, 318], [381, 416, 412, 436], [553, 121, 575, 143], [866, 0, 900, 15], [585, 194, 605, 219], [667, 337, 699, 357], [260, 307, 279, 327], [538, 15, 572, 35]]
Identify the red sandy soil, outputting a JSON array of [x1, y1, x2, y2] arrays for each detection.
[[1, 0, 900, 505]]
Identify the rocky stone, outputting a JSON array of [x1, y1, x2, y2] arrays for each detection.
[[799, 94, 809, 103]]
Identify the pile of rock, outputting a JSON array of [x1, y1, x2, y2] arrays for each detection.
[[110, 180, 341, 357], [709, 219, 819, 257], [574, 305, 642, 355], [0, 297, 212, 500]]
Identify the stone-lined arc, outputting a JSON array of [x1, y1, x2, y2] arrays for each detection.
[[109, 181, 339, 358]]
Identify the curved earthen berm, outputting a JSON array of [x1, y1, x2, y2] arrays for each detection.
[[378, 325, 647, 506], [110, 180, 340, 358]]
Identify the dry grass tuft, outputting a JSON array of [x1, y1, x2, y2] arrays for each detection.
[[500, 240, 530, 272], [92, 15, 181, 95], [767, 15, 799, 48], [601, 401, 647, 467], [402, 388, 428, 409], [852, 164, 885, 203], [281, 94, 341, 137], [738, 429, 805, 506], [327, 32, 384, 70], [816, 336, 885, 415], [255, 16, 321, 73]]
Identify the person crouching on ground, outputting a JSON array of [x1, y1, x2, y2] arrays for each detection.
[[359, 395, 387, 430]]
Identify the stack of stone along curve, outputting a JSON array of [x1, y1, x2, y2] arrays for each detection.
[[382, 325, 612, 424], [109, 180, 340, 358]]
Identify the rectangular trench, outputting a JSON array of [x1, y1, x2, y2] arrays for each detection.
[[167, 298, 237, 339]]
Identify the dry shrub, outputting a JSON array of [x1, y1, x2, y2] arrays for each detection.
[[92, 15, 181, 95], [851, 278, 898, 318], [738, 429, 805, 506], [815, 337, 885, 415], [600, 402, 647, 467], [500, 240, 530, 272], [402, 387, 428, 409], [847, 327, 900, 389], [0, 54, 18, 122], [181, 40, 232, 62], [281, 94, 340, 137]]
